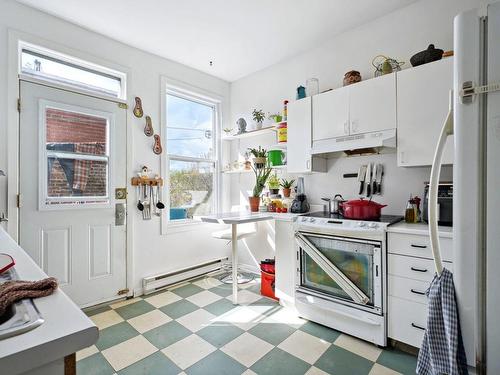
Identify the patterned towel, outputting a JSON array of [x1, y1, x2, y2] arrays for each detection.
[[417, 268, 468, 375], [73, 143, 98, 191], [0, 277, 58, 316]]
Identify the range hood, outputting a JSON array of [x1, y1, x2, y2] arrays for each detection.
[[311, 129, 396, 155]]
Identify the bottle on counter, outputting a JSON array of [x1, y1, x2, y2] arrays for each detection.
[[405, 195, 418, 223]]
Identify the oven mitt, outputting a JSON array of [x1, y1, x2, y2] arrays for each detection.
[[0, 277, 58, 316]]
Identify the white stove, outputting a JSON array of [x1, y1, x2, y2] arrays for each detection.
[[293, 212, 402, 346]]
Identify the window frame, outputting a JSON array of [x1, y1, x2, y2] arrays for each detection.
[[161, 78, 222, 233], [19, 41, 127, 100]]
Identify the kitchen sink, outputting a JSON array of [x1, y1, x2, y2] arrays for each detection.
[[0, 268, 44, 340]]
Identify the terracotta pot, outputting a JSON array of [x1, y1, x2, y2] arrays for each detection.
[[249, 196, 261, 212], [339, 199, 387, 220], [282, 188, 291, 198]]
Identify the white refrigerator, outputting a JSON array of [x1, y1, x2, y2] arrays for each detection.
[[439, 3, 500, 374]]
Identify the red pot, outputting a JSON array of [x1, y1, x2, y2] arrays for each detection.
[[340, 199, 387, 220]]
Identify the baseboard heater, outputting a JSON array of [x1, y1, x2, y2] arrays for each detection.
[[142, 257, 228, 295]]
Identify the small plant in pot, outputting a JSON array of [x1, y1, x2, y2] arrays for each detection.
[[252, 109, 265, 130], [248, 146, 267, 169], [267, 173, 280, 195], [249, 165, 273, 212], [280, 178, 295, 198], [268, 112, 283, 123]]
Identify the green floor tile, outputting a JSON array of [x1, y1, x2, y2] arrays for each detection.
[[377, 347, 417, 375], [114, 300, 155, 320], [159, 299, 199, 319], [203, 298, 236, 316], [315, 345, 373, 375], [299, 321, 341, 343], [248, 323, 296, 346], [84, 304, 112, 317], [252, 297, 280, 306], [245, 283, 262, 294], [76, 353, 115, 375], [171, 283, 204, 298], [251, 347, 311, 375], [143, 321, 192, 349], [197, 324, 244, 347], [118, 351, 181, 375], [96, 321, 139, 351], [209, 284, 233, 297], [186, 350, 247, 375]]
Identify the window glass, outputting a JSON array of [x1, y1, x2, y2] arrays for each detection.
[[166, 94, 214, 159], [169, 160, 214, 220], [21, 47, 123, 99]]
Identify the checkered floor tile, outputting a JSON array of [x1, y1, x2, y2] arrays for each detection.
[[80, 274, 417, 375]]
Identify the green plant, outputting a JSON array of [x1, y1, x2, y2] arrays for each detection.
[[223, 128, 232, 134], [267, 173, 280, 189], [252, 109, 265, 123], [280, 178, 295, 189], [251, 164, 273, 197], [247, 146, 267, 158], [268, 113, 283, 123]]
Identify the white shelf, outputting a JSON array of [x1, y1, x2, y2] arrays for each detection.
[[269, 143, 287, 150], [222, 126, 277, 141]]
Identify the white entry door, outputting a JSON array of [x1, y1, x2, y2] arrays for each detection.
[[19, 80, 127, 307]]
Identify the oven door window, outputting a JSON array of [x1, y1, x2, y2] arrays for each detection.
[[300, 235, 375, 305]]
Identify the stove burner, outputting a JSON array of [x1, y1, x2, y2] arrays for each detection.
[[304, 212, 403, 226]]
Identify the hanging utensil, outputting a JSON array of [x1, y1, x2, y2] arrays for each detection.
[[156, 184, 165, 210], [136, 185, 144, 211], [376, 164, 384, 195], [365, 163, 372, 198], [372, 164, 378, 194], [142, 184, 151, 220], [358, 165, 367, 195]]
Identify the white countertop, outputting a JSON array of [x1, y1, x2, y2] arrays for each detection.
[[0, 228, 98, 374], [388, 221, 453, 238], [196, 211, 307, 224]]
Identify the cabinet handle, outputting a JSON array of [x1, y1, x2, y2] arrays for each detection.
[[306, 159, 311, 170], [411, 244, 427, 249], [411, 323, 426, 331], [410, 266, 428, 273], [410, 289, 426, 296]]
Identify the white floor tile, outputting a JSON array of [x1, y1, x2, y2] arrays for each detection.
[[369, 363, 403, 375], [221, 332, 274, 367], [334, 334, 382, 362], [305, 367, 331, 375], [260, 307, 306, 328], [109, 297, 142, 309], [176, 309, 216, 332], [127, 309, 172, 333], [242, 370, 258, 375], [101, 335, 157, 371], [186, 290, 222, 307], [226, 289, 262, 305], [212, 306, 264, 331], [161, 334, 216, 370], [90, 310, 124, 330], [76, 345, 98, 361], [144, 291, 182, 308], [192, 277, 223, 289], [278, 330, 330, 364]]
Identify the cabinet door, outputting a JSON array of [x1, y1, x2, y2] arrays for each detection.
[[397, 58, 454, 166], [312, 87, 349, 140], [275, 220, 296, 305], [287, 97, 312, 173], [349, 73, 397, 134]]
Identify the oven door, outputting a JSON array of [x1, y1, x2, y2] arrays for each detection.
[[295, 231, 382, 313]]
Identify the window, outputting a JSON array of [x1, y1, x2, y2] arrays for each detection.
[[20, 42, 126, 99], [41, 101, 111, 208], [166, 88, 219, 222]]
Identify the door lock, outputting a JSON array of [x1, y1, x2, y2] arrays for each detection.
[[115, 203, 126, 226]]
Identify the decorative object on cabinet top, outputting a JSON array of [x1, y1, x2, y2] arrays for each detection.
[[410, 44, 443, 67], [133, 96, 144, 118], [343, 70, 362, 86], [372, 55, 404, 77]]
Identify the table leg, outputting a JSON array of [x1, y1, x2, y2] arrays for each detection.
[[231, 223, 238, 305]]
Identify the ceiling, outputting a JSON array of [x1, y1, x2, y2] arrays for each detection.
[[17, 0, 418, 82]]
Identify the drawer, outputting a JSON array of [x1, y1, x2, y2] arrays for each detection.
[[388, 274, 429, 305], [388, 232, 453, 262], [388, 254, 453, 283], [388, 296, 427, 348]]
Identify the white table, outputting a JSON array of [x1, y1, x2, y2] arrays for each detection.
[[196, 212, 274, 304]]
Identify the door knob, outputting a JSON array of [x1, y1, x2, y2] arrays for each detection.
[[0, 213, 8, 223]]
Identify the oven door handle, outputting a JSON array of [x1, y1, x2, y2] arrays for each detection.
[[295, 232, 370, 305]]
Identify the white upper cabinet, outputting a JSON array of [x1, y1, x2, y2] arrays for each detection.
[[349, 73, 397, 135], [397, 58, 454, 167], [312, 86, 349, 140], [287, 97, 326, 173]]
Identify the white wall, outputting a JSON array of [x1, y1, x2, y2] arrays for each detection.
[[0, 0, 231, 294], [230, 0, 481, 266]]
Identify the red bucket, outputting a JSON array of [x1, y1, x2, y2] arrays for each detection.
[[260, 270, 278, 301]]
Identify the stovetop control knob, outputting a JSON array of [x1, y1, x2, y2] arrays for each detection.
[[357, 221, 367, 227], [368, 222, 378, 229], [309, 218, 316, 223]]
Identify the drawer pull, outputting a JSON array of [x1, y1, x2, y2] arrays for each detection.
[[411, 323, 426, 331], [411, 289, 426, 296], [411, 244, 427, 249], [410, 267, 428, 273]]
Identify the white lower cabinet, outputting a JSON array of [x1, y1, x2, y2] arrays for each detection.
[[274, 220, 297, 306], [387, 230, 453, 348]]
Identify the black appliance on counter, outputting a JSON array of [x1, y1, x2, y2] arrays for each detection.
[[290, 177, 310, 213], [422, 182, 453, 226]]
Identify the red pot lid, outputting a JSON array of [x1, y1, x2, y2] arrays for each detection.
[[344, 199, 387, 208]]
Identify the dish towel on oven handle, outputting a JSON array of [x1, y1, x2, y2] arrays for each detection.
[[416, 268, 468, 375]]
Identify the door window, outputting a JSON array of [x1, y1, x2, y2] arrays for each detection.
[[41, 102, 111, 208]]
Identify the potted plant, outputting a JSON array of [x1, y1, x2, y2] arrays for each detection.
[[267, 173, 280, 195], [252, 109, 265, 130], [249, 165, 273, 212], [248, 146, 267, 169], [268, 113, 283, 123], [223, 128, 233, 136], [280, 178, 295, 198]]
